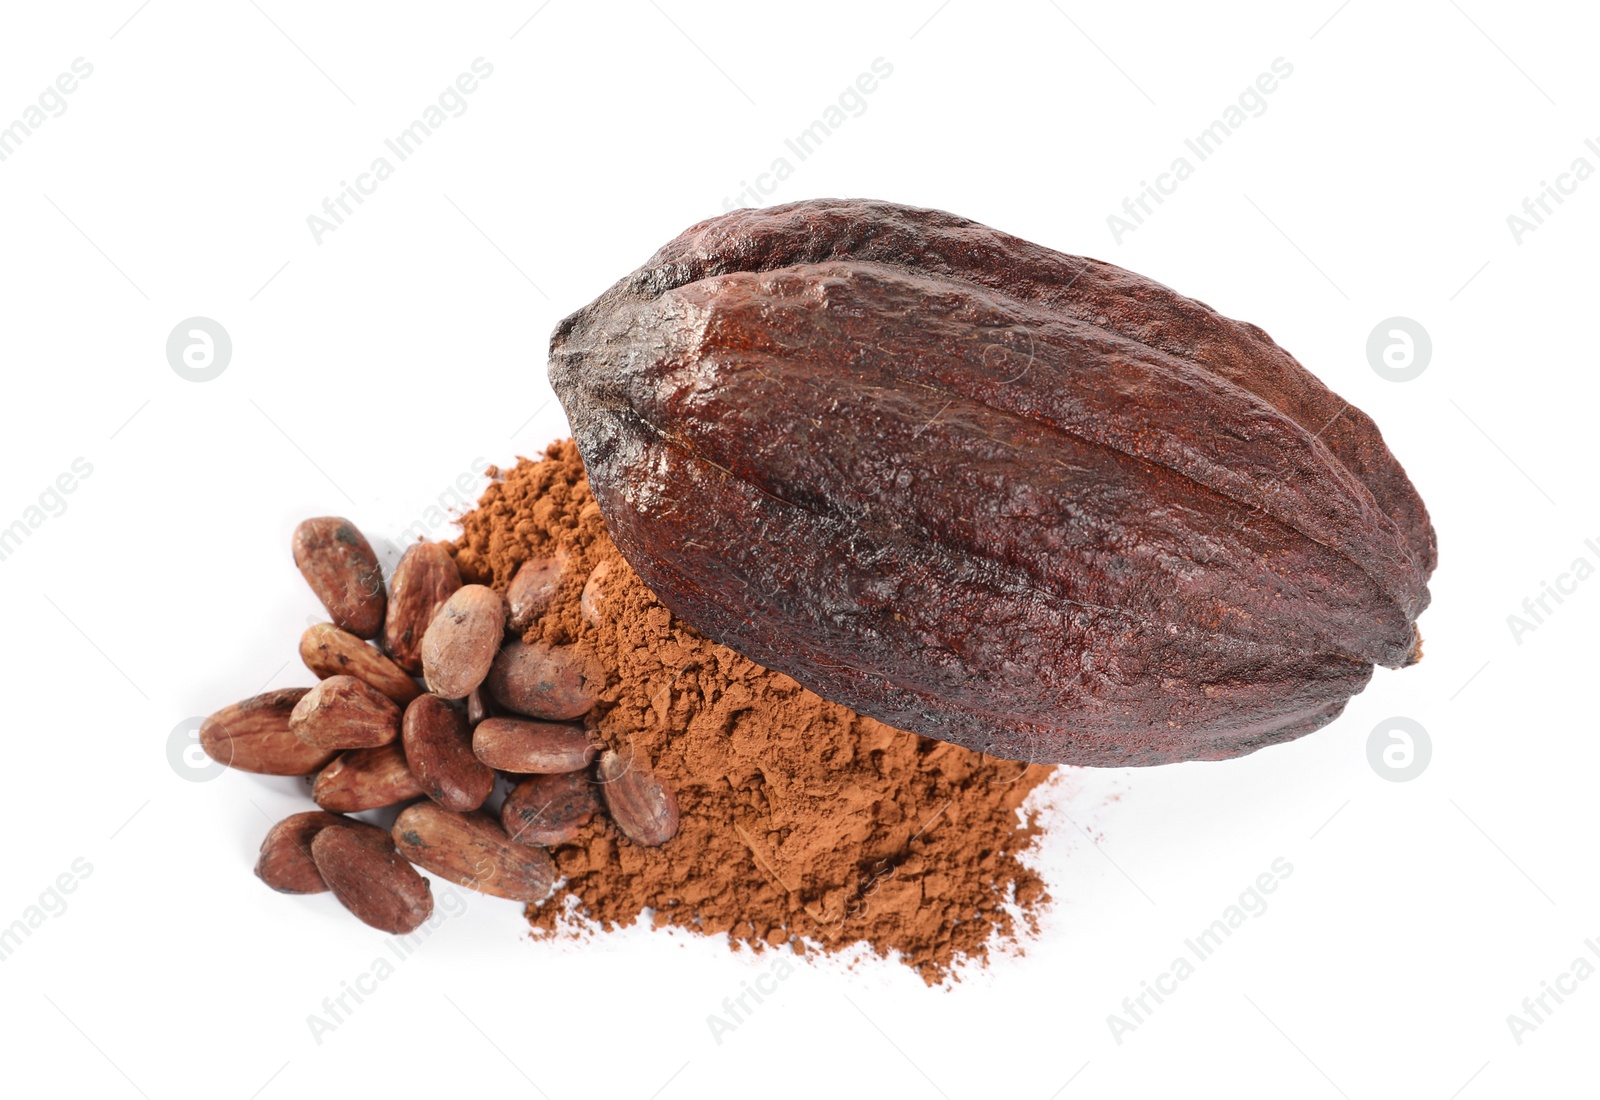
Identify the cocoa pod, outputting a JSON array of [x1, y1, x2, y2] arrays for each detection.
[[549, 198, 1437, 766], [384, 541, 462, 674], [596, 748, 679, 847], [289, 675, 401, 751], [200, 688, 335, 775], [391, 803, 555, 902], [420, 585, 506, 699], [484, 639, 604, 720], [506, 549, 571, 632], [402, 694, 495, 812], [255, 811, 390, 893], [310, 825, 433, 933], [502, 770, 602, 846], [472, 717, 595, 773], [300, 623, 421, 705], [313, 743, 425, 813], [292, 517, 386, 639]]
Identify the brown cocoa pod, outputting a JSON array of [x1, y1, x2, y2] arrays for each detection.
[[402, 694, 495, 812], [596, 748, 679, 847], [384, 541, 462, 674], [391, 803, 555, 902], [484, 639, 604, 721], [300, 623, 421, 705], [420, 585, 506, 699], [506, 549, 571, 632], [200, 688, 335, 775], [472, 717, 595, 774], [310, 825, 433, 933], [292, 517, 386, 639], [313, 743, 425, 813], [502, 770, 602, 846], [255, 811, 391, 893], [549, 198, 1437, 766], [288, 675, 401, 751]]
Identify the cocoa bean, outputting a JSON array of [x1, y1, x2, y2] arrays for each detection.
[[300, 623, 421, 705], [310, 825, 433, 933], [288, 675, 401, 751], [255, 811, 343, 894], [313, 743, 424, 813], [420, 585, 506, 699], [255, 811, 390, 893], [384, 541, 462, 674], [580, 559, 613, 628], [292, 517, 386, 639], [596, 748, 679, 847], [391, 803, 555, 902], [501, 770, 601, 847], [200, 688, 335, 776], [466, 685, 497, 726], [402, 694, 494, 812], [472, 717, 595, 774], [484, 639, 603, 721], [548, 198, 1437, 766], [506, 548, 571, 632]]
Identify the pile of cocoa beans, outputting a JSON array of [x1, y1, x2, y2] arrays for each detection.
[[200, 517, 679, 934]]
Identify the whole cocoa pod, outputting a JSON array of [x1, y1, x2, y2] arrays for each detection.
[[549, 199, 1437, 766]]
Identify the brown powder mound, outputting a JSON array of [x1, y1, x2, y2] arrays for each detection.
[[451, 440, 1054, 982]]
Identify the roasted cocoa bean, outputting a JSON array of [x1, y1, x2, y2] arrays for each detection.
[[200, 688, 335, 776], [391, 803, 555, 903], [484, 639, 603, 721], [420, 585, 506, 699], [506, 549, 571, 632], [549, 198, 1437, 766], [384, 541, 462, 674], [288, 675, 401, 751], [313, 743, 425, 813], [466, 685, 496, 726], [580, 559, 613, 628], [292, 517, 386, 639], [300, 623, 421, 705], [472, 717, 595, 773], [596, 748, 679, 847], [310, 825, 433, 933], [501, 770, 602, 847], [402, 694, 495, 812], [255, 811, 391, 893], [255, 811, 343, 894]]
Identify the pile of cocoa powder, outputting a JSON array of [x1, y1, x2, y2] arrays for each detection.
[[450, 440, 1055, 981]]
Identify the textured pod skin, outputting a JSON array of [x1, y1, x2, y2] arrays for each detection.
[[549, 199, 1436, 766]]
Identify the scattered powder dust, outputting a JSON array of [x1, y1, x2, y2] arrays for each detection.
[[450, 440, 1056, 982]]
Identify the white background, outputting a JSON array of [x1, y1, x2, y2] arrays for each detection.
[[0, 2, 1594, 1097]]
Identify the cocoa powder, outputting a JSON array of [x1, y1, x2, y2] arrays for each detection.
[[451, 440, 1054, 982]]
